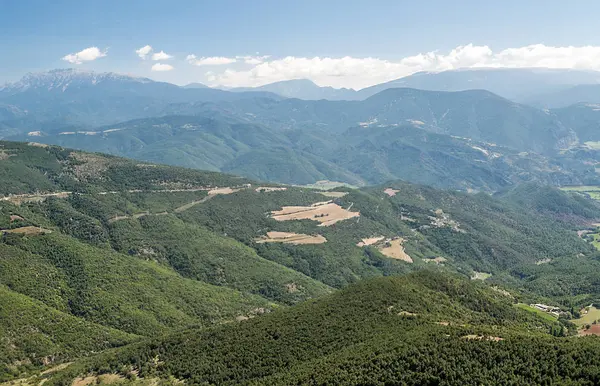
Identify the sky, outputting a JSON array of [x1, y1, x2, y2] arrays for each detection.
[[3, 0, 600, 89]]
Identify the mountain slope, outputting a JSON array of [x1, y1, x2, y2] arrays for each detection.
[[45, 271, 583, 385], [0, 285, 137, 381]]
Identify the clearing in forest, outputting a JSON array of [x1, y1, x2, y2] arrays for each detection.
[[377, 238, 413, 263], [471, 271, 491, 280], [3, 226, 51, 236], [384, 188, 399, 197], [462, 335, 503, 341], [318, 191, 348, 198], [423, 256, 447, 264], [572, 306, 600, 327], [255, 231, 327, 245], [271, 201, 359, 226], [255, 186, 288, 192], [1, 191, 71, 205], [356, 236, 385, 247]]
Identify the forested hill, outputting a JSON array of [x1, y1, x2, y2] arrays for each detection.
[[3, 140, 600, 382], [45, 272, 600, 385]]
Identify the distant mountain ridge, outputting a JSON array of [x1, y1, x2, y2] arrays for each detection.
[[0, 69, 281, 133], [220, 68, 600, 102], [229, 79, 358, 100]]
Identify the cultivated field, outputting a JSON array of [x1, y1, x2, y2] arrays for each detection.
[[271, 201, 360, 226], [255, 231, 327, 245], [378, 238, 413, 263], [356, 236, 385, 247]]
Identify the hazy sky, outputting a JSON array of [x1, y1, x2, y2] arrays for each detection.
[[3, 0, 600, 89]]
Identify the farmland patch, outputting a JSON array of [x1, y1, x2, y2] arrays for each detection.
[[255, 231, 327, 245], [271, 201, 359, 226]]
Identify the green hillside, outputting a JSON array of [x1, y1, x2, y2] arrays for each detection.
[[44, 271, 598, 385], [4, 141, 600, 382], [0, 286, 137, 382]]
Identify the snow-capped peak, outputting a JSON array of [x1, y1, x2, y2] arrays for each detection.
[[0, 69, 154, 93]]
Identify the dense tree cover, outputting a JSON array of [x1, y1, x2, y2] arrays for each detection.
[[0, 234, 274, 337], [45, 272, 587, 385], [0, 285, 137, 382]]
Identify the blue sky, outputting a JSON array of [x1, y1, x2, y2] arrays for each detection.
[[3, 0, 600, 88]]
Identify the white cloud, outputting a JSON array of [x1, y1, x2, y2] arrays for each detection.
[[186, 54, 237, 66], [207, 44, 600, 89], [151, 63, 174, 72], [136, 45, 153, 60], [62, 47, 107, 64], [152, 50, 173, 61], [236, 55, 270, 65]]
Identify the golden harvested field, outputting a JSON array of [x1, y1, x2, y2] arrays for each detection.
[[271, 201, 360, 226], [378, 238, 413, 263], [356, 236, 385, 247], [255, 231, 327, 245]]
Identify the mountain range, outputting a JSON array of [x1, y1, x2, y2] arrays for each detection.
[[4, 70, 600, 191], [223, 68, 600, 105]]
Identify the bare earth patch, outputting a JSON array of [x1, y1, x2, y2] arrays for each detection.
[[1, 191, 71, 205], [535, 258, 552, 265], [255, 231, 327, 245], [378, 238, 413, 263], [255, 186, 288, 193], [384, 188, 399, 197], [9, 215, 24, 222], [3, 226, 51, 236], [271, 201, 359, 226], [579, 324, 600, 336], [356, 236, 385, 247]]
